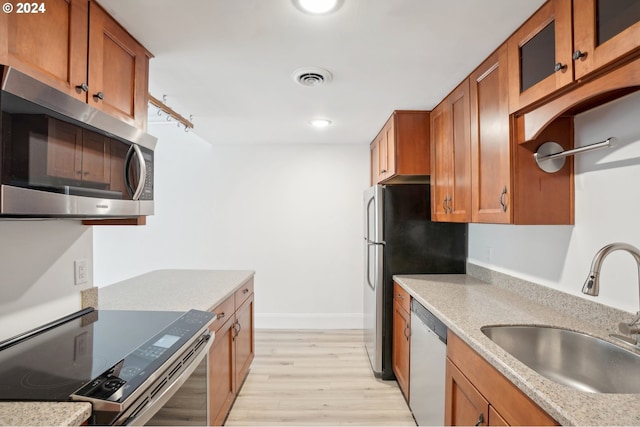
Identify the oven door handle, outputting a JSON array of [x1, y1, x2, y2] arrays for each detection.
[[122, 334, 214, 426]]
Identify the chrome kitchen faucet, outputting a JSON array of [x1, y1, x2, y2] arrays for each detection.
[[582, 242, 640, 347]]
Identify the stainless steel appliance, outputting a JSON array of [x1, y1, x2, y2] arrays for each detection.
[[410, 299, 447, 426], [0, 308, 214, 425], [363, 184, 465, 379], [0, 66, 155, 218]]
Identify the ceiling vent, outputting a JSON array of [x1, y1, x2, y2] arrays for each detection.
[[292, 67, 333, 87]]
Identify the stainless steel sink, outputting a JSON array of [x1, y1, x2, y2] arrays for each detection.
[[481, 325, 640, 393]]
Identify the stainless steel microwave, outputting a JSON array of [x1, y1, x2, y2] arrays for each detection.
[[0, 66, 156, 218]]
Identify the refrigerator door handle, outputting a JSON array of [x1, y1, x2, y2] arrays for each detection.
[[366, 241, 385, 291], [366, 243, 375, 291]]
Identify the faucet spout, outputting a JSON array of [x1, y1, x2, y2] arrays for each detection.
[[582, 242, 640, 297]]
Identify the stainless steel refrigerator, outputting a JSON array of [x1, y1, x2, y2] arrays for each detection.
[[363, 184, 467, 379]]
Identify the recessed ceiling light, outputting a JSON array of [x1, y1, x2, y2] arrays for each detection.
[[293, 0, 342, 15], [310, 119, 332, 128]]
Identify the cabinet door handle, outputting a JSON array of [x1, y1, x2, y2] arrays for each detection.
[[232, 321, 240, 340], [573, 50, 587, 61], [447, 195, 453, 213], [76, 83, 89, 92], [474, 413, 485, 426], [380, 169, 387, 174], [93, 91, 105, 101], [243, 288, 249, 294], [554, 62, 567, 72], [403, 322, 410, 340], [218, 311, 225, 319], [443, 196, 447, 212], [396, 293, 404, 300], [499, 186, 507, 212]]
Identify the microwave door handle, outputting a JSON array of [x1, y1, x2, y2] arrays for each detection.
[[125, 144, 147, 201]]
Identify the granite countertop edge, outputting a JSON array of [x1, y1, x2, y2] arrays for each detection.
[[393, 274, 640, 427], [98, 269, 256, 312], [0, 402, 92, 426]]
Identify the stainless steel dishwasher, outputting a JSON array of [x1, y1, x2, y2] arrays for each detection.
[[409, 299, 447, 426]]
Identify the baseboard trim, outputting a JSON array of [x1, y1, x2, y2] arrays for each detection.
[[255, 313, 363, 329]]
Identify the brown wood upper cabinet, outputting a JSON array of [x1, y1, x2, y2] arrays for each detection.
[[466, 42, 574, 225], [470, 45, 511, 224], [370, 111, 430, 185], [0, 0, 152, 130], [508, 0, 640, 113], [431, 80, 471, 223]]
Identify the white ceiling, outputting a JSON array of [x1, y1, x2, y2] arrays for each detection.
[[97, 0, 545, 145]]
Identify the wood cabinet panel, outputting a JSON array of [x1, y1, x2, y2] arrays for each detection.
[[573, 0, 640, 79], [488, 406, 509, 426], [430, 101, 450, 221], [210, 295, 235, 334], [208, 315, 236, 426], [235, 279, 254, 309], [470, 45, 511, 224], [447, 332, 558, 426], [431, 80, 471, 222], [507, 0, 574, 113], [235, 294, 254, 389], [208, 286, 255, 426], [0, 0, 89, 101], [393, 282, 410, 314], [88, 2, 151, 130], [370, 111, 430, 184], [445, 358, 488, 426], [392, 298, 410, 400], [0, 0, 151, 129]]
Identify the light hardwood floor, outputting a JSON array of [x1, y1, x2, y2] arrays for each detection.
[[225, 330, 416, 426]]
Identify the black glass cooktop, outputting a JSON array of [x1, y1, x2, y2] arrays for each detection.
[[0, 310, 183, 401]]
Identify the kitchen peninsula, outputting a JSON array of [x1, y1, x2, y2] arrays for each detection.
[[0, 270, 255, 427], [101, 269, 255, 426]]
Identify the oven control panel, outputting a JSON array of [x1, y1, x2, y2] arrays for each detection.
[[72, 309, 214, 402]]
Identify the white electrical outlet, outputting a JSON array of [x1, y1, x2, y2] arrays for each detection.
[[74, 259, 88, 285]]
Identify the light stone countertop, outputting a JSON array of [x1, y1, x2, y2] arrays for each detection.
[[99, 269, 255, 311], [0, 269, 254, 427], [394, 274, 640, 426], [0, 402, 91, 426]]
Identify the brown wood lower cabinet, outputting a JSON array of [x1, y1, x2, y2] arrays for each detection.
[[445, 332, 558, 426], [392, 283, 410, 400], [208, 279, 255, 426]]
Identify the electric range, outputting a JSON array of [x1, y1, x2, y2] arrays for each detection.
[[0, 308, 215, 425]]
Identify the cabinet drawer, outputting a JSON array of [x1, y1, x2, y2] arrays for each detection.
[[235, 278, 254, 309], [393, 282, 410, 313], [210, 296, 235, 333]]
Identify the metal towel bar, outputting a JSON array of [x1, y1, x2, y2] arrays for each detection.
[[534, 137, 613, 173]]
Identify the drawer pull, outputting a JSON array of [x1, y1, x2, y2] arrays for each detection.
[[218, 312, 225, 319], [397, 293, 404, 300], [242, 288, 249, 294]]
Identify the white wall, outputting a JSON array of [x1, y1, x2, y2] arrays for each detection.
[[0, 221, 93, 341], [469, 91, 640, 313], [94, 123, 370, 328]]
